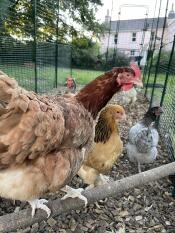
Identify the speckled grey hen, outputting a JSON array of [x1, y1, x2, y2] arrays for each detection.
[[126, 106, 163, 173]]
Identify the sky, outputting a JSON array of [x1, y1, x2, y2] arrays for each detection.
[[96, 0, 175, 21]]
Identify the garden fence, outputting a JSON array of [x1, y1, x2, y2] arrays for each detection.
[[144, 35, 175, 160], [0, 0, 71, 93]]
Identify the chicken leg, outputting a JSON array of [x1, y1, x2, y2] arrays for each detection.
[[28, 199, 51, 218], [61, 185, 88, 206], [138, 162, 141, 173], [95, 173, 113, 186]]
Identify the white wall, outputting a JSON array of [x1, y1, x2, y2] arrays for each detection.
[[100, 30, 162, 52], [100, 25, 165, 65], [164, 18, 175, 51]]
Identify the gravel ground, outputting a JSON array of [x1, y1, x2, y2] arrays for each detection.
[[0, 88, 175, 233]]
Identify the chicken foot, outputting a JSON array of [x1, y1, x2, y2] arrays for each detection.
[[95, 174, 113, 186], [28, 199, 51, 218], [61, 185, 88, 206], [84, 174, 113, 191]]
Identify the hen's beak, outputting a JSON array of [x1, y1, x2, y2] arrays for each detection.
[[121, 113, 127, 121], [120, 113, 126, 121], [115, 112, 126, 121], [133, 79, 143, 88]]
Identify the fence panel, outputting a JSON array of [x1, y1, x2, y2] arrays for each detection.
[[144, 36, 175, 160], [0, 0, 71, 93]]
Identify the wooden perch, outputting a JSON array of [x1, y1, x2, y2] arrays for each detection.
[[0, 162, 175, 232]]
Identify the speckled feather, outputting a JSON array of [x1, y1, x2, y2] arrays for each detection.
[[127, 122, 159, 164], [0, 71, 93, 200]]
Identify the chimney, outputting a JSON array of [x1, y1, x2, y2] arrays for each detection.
[[168, 3, 175, 19], [105, 9, 111, 23]]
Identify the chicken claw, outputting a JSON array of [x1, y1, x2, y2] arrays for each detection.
[[95, 174, 113, 186], [61, 185, 88, 206], [28, 199, 51, 218]]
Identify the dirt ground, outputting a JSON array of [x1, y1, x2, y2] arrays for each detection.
[[0, 89, 174, 233]]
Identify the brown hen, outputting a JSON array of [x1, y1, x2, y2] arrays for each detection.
[[0, 67, 134, 216]]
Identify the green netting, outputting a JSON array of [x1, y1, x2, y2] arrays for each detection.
[[144, 38, 175, 160], [0, 0, 71, 93]]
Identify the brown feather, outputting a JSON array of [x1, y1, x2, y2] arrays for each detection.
[[75, 67, 134, 119], [0, 68, 131, 201]]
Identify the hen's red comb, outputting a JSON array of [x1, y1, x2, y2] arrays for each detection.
[[130, 63, 141, 80]]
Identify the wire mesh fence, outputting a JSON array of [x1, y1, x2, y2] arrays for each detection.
[[0, 0, 71, 93], [144, 35, 175, 160], [142, 0, 175, 161], [0, 0, 175, 160]]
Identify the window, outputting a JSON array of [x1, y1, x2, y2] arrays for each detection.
[[132, 32, 137, 42], [151, 31, 155, 41], [114, 33, 118, 44], [130, 50, 135, 56]]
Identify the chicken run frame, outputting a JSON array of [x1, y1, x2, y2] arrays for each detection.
[[0, 0, 175, 231]]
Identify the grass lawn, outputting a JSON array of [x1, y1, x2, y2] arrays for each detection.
[[144, 72, 175, 160], [144, 73, 175, 104], [0, 64, 104, 92]]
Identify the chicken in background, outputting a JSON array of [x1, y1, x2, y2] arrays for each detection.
[[65, 76, 77, 93], [110, 62, 143, 110], [0, 67, 135, 217], [78, 104, 126, 187], [126, 105, 163, 173]]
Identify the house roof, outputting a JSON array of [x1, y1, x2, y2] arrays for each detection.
[[109, 17, 165, 32]]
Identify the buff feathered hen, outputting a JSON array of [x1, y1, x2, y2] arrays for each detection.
[[78, 104, 126, 187]]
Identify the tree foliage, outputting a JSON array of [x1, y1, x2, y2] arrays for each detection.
[[0, 0, 103, 42], [72, 36, 100, 69], [100, 48, 130, 70], [72, 39, 130, 70]]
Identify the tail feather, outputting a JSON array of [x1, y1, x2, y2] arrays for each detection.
[[0, 70, 30, 112], [0, 70, 66, 168], [0, 70, 18, 102]]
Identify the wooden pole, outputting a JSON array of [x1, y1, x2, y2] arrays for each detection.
[[0, 162, 175, 232]]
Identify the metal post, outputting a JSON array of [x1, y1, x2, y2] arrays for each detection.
[[143, 41, 154, 84], [70, 35, 73, 77], [113, 11, 121, 65], [155, 35, 175, 127], [143, 0, 158, 83], [33, 0, 37, 93], [55, 18, 58, 88], [105, 0, 113, 70], [144, 0, 162, 97], [149, 0, 169, 106], [160, 35, 175, 106], [142, 30, 153, 84], [139, 11, 148, 67], [55, 0, 59, 88], [105, 20, 112, 69]]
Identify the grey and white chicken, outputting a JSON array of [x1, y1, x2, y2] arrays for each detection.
[[126, 106, 163, 172], [120, 84, 142, 110], [110, 79, 143, 110]]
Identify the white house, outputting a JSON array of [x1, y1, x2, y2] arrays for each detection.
[[164, 6, 175, 51], [100, 5, 175, 65]]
